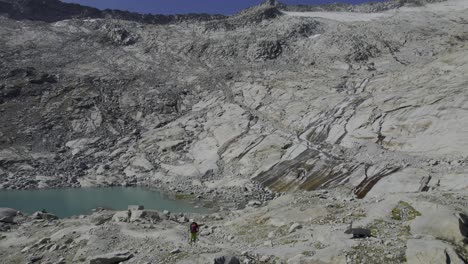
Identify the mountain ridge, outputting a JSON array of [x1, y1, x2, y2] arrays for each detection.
[[0, 0, 226, 24], [0, 0, 449, 24]]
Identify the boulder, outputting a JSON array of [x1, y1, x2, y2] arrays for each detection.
[[88, 251, 133, 264], [32, 211, 59, 221], [108, 28, 137, 46], [0, 149, 24, 165], [200, 229, 212, 236], [214, 255, 241, 264], [90, 211, 114, 225], [129, 156, 154, 172], [410, 202, 467, 244], [65, 137, 100, 156], [406, 239, 465, 264], [170, 248, 181, 254], [247, 200, 262, 207], [263, 240, 273, 247], [130, 210, 161, 222], [0, 222, 10, 231], [177, 216, 189, 223], [21, 246, 30, 253], [289, 223, 303, 233], [112, 211, 130, 222], [0, 208, 18, 223], [33, 237, 50, 247], [28, 255, 43, 263]]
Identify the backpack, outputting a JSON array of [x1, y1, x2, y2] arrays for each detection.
[[190, 222, 199, 233]]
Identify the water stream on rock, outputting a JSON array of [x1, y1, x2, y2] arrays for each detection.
[[0, 187, 208, 218]]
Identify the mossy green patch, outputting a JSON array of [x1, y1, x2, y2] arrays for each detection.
[[314, 242, 327, 249], [391, 201, 421, 221], [391, 207, 402, 220], [398, 225, 412, 237], [349, 243, 406, 264], [280, 238, 298, 245], [351, 212, 367, 218], [368, 218, 411, 240]]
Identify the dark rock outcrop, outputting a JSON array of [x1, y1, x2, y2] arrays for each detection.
[[31, 211, 59, 221], [88, 251, 134, 264], [0, 0, 101, 22], [0, 0, 225, 24], [214, 255, 241, 264]]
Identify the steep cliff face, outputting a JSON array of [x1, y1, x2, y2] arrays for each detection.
[[0, 0, 467, 203]]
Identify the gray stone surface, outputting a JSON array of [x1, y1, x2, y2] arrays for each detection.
[[406, 238, 465, 264], [410, 202, 467, 244]]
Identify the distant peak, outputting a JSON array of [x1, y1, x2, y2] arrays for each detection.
[[262, 0, 288, 7], [262, 0, 277, 6]]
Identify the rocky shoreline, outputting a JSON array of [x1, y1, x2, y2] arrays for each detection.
[[1, 188, 467, 263]]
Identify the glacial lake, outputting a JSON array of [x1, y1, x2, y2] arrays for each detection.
[[0, 187, 209, 218]]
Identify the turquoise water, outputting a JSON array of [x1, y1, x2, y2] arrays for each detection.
[[0, 187, 207, 218]]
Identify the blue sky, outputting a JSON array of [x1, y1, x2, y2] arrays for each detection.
[[62, 0, 386, 15]]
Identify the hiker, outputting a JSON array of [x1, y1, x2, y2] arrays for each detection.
[[127, 209, 131, 222], [189, 221, 199, 244]]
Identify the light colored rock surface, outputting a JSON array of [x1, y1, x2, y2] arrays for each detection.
[[406, 238, 465, 264], [0, 149, 24, 164], [410, 202, 467, 244], [365, 168, 428, 197], [283, 10, 394, 21], [112, 211, 130, 222], [0, 208, 18, 223], [65, 138, 100, 156]]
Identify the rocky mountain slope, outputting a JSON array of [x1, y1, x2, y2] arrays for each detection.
[[0, 0, 468, 263]]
